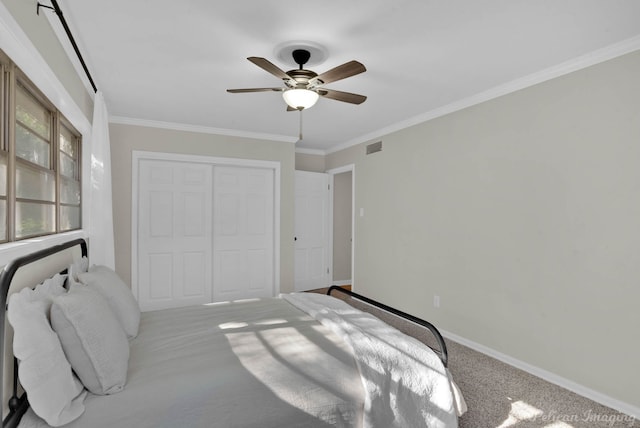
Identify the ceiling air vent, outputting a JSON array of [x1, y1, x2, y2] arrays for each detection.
[[366, 141, 382, 155]]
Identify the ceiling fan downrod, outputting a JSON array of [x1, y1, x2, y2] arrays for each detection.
[[292, 49, 311, 70]]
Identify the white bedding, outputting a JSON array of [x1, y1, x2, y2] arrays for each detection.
[[283, 293, 459, 428], [19, 298, 364, 428], [18, 294, 459, 428]]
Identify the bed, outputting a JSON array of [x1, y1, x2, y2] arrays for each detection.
[[0, 239, 464, 428]]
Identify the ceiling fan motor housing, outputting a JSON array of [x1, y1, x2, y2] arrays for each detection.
[[285, 49, 319, 89], [286, 69, 318, 89]]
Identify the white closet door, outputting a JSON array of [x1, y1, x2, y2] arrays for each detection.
[[137, 160, 213, 311], [213, 166, 275, 301], [294, 171, 330, 291]]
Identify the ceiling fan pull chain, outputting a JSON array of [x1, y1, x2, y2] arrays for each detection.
[[299, 109, 303, 141]]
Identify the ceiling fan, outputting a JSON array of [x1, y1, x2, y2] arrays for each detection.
[[227, 49, 367, 111]]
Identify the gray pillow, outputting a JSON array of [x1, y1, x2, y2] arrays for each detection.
[[51, 285, 129, 395], [77, 265, 140, 338]]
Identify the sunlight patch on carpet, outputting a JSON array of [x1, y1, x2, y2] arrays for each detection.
[[497, 400, 544, 428]]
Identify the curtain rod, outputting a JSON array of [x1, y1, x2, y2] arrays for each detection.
[[37, 0, 98, 93]]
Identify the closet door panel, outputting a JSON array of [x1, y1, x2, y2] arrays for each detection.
[[213, 166, 274, 301], [137, 160, 213, 311]]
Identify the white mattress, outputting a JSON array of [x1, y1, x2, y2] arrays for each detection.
[[19, 297, 365, 428]]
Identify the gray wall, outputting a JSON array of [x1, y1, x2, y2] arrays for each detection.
[[295, 152, 326, 172], [109, 123, 296, 293], [327, 50, 640, 409]]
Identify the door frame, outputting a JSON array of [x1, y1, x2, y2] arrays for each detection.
[[131, 150, 281, 302], [326, 164, 355, 290]]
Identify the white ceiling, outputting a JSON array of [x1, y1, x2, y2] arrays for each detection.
[[57, 0, 640, 153]]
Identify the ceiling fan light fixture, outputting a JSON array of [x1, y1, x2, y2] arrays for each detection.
[[282, 88, 319, 110]]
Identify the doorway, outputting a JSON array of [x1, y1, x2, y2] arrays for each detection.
[[328, 165, 354, 289], [294, 170, 330, 291]]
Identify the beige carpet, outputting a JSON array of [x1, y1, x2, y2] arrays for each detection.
[[446, 339, 636, 428], [309, 289, 638, 428]]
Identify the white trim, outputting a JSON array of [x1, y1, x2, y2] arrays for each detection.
[[326, 164, 356, 291], [131, 155, 140, 301], [326, 35, 640, 155], [327, 174, 334, 289], [295, 147, 326, 156], [131, 150, 281, 304], [111, 116, 297, 144], [273, 166, 281, 300], [441, 329, 640, 420], [132, 150, 283, 170], [326, 164, 355, 176]]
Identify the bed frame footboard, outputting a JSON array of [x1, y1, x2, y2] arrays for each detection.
[[326, 285, 448, 368]]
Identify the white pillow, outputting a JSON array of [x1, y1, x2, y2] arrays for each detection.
[[77, 265, 140, 338], [7, 274, 86, 427], [67, 256, 89, 288], [51, 285, 129, 395]]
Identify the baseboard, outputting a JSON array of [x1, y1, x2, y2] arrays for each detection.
[[331, 280, 352, 287], [441, 329, 640, 420]]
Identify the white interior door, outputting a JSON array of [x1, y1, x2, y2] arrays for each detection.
[[137, 160, 213, 311], [294, 170, 330, 291], [213, 166, 275, 301]]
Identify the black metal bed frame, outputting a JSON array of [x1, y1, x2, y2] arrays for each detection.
[[326, 285, 448, 368], [0, 240, 448, 427], [0, 239, 88, 428]]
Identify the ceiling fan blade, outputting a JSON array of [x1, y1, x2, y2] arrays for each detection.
[[318, 89, 367, 105], [227, 87, 284, 93], [312, 60, 366, 85], [247, 57, 292, 82]]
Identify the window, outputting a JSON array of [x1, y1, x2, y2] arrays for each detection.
[[0, 50, 82, 243], [59, 122, 81, 231]]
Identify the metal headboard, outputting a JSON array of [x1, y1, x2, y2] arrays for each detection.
[[0, 239, 87, 428]]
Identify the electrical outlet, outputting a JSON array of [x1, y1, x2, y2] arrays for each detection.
[[433, 295, 440, 308]]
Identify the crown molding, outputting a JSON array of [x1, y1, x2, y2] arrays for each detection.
[[327, 35, 640, 155], [295, 147, 326, 156], [110, 116, 298, 144]]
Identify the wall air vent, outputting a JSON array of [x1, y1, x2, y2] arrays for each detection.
[[366, 141, 382, 155]]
